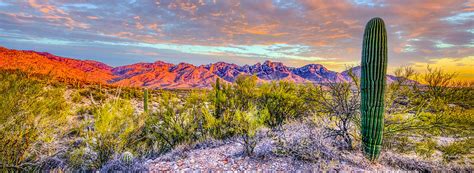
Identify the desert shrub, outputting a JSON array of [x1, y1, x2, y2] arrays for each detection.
[[206, 75, 260, 139], [421, 66, 457, 100], [310, 69, 360, 150], [389, 136, 414, 154], [233, 106, 266, 156], [69, 98, 143, 169], [202, 107, 236, 140], [146, 92, 200, 153], [447, 81, 474, 109], [127, 91, 207, 158], [259, 81, 306, 128], [271, 121, 327, 162], [67, 146, 97, 170], [384, 66, 474, 163], [385, 66, 418, 114], [439, 139, 473, 162], [415, 138, 437, 158], [77, 87, 107, 103], [119, 87, 144, 100], [384, 108, 474, 148], [183, 91, 208, 139], [99, 151, 147, 172], [0, 70, 69, 171], [438, 108, 474, 137], [71, 90, 84, 103], [232, 75, 259, 111]]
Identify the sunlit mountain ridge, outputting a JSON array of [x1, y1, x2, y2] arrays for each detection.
[[0, 47, 400, 88]]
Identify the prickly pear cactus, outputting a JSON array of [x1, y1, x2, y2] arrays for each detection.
[[360, 17, 388, 161]]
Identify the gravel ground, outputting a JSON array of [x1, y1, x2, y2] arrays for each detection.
[[146, 122, 400, 172], [145, 121, 472, 172], [146, 141, 373, 172]]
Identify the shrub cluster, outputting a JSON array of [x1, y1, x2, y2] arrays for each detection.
[[1, 66, 472, 171]]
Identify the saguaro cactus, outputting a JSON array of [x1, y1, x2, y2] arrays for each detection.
[[214, 78, 222, 118], [143, 89, 149, 113], [360, 17, 388, 161]]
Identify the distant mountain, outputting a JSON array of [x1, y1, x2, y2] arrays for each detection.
[[293, 64, 346, 83], [341, 66, 402, 83], [0, 47, 402, 88], [0, 47, 114, 84]]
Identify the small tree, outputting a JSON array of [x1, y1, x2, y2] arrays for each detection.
[[233, 75, 259, 111], [422, 66, 457, 99], [311, 69, 360, 150]]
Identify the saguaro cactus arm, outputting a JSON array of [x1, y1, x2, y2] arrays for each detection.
[[360, 17, 388, 161]]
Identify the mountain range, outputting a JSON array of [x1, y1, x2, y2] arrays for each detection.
[[0, 47, 398, 88]]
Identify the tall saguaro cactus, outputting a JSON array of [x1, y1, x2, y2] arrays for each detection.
[[360, 17, 388, 161], [143, 88, 149, 113]]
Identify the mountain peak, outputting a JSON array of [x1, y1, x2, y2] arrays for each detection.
[[0, 47, 404, 88], [263, 60, 285, 67], [153, 60, 172, 65]]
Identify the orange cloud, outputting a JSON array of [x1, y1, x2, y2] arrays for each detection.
[[87, 16, 99, 20], [27, 0, 89, 29]]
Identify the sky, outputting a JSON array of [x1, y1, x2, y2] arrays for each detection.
[[0, 0, 473, 80]]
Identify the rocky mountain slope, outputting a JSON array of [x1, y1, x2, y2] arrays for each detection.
[[0, 47, 400, 88]]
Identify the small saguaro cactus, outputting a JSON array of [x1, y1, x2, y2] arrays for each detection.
[[360, 17, 388, 161], [214, 78, 222, 118], [143, 88, 149, 113]]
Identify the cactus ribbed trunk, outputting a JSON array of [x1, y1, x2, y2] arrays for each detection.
[[360, 17, 387, 161], [143, 89, 149, 113], [215, 78, 222, 118]]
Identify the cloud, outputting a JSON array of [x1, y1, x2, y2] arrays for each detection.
[[0, 0, 472, 79]]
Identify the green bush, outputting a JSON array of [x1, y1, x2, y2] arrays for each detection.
[[71, 90, 84, 103], [259, 81, 306, 128], [415, 138, 437, 158], [88, 99, 142, 168], [202, 106, 236, 140], [147, 92, 200, 152], [233, 106, 266, 156], [439, 139, 473, 162], [77, 87, 107, 103], [0, 70, 69, 170], [233, 75, 259, 111], [67, 146, 96, 170]]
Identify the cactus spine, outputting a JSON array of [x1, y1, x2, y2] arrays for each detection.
[[360, 17, 388, 161], [143, 88, 149, 113]]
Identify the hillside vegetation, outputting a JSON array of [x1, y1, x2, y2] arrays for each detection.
[[0, 67, 473, 171]]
